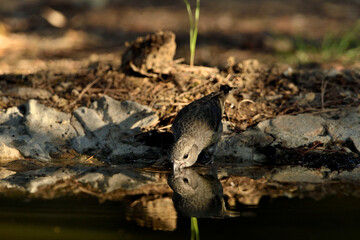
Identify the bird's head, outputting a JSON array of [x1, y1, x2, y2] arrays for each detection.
[[169, 136, 200, 171]]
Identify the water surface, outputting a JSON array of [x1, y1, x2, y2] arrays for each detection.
[[1, 166, 360, 240]]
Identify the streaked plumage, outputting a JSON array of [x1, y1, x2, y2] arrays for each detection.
[[169, 85, 232, 171]]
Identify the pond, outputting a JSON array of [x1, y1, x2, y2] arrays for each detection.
[[1, 166, 360, 240]]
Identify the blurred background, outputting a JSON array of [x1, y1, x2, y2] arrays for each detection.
[[0, 0, 359, 74]]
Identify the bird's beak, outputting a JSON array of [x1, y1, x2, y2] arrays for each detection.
[[173, 162, 183, 172], [173, 163, 179, 171]]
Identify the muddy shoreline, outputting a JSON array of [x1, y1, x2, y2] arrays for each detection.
[[0, 30, 360, 206]]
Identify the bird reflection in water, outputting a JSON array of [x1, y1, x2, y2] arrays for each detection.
[[167, 168, 225, 218]]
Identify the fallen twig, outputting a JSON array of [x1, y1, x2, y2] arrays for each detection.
[[70, 77, 101, 106], [321, 79, 328, 110]]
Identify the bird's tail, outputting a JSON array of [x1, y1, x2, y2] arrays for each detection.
[[218, 85, 233, 103], [220, 85, 233, 95]]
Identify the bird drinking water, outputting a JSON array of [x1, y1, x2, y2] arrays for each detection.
[[169, 85, 232, 171]]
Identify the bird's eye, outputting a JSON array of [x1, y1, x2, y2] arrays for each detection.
[[184, 153, 188, 159], [183, 178, 189, 183]]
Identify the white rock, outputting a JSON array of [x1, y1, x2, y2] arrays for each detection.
[[326, 110, 360, 151], [216, 131, 270, 164], [0, 107, 28, 149], [110, 143, 160, 161], [71, 135, 98, 152], [28, 176, 59, 193], [77, 172, 106, 189], [13, 139, 49, 160], [73, 107, 106, 133], [28, 168, 76, 193], [258, 114, 331, 148], [0, 167, 16, 179], [0, 106, 23, 125], [26, 100, 78, 144], [91, 95, 159, 129], [71, 95, 160, 159], [0, 180, 20, 189], [0, 143, 23, 163], [107, 172, 145, 192]]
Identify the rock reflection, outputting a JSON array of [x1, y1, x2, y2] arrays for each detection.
[[168, 168, 226, 218], [125, 196, 177, 231]]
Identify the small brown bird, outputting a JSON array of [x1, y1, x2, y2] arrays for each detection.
[[169, 85, 232, 171]]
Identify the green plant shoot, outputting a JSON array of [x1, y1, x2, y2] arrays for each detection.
[[291, 18, 360, 62], [191, 217, 200, 240], [183, 0, 200, 66]]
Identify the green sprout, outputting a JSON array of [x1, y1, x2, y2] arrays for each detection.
[[190, 217, 200, 240], [183, 0, 200, 66], [320, 18, 360, 60], [291, 18, 360, 63]]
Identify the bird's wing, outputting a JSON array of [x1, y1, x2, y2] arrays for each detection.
[[172, 89, 227, 138]]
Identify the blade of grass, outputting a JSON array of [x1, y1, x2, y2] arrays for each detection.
[[183, 0, 200, 66], [291, 18, 360, 62], [190, 0, 200, 66], [338, 19, 360, 53], [183, 0, 194, 43], [191, 217, 200, 240]]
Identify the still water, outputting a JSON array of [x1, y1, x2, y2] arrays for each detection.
[[0, 167, 359, 240]]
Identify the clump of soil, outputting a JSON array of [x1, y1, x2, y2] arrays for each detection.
[[302, 153, 360, 172], [263, 145, 360, 172], [121, 30, 176, 76]]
